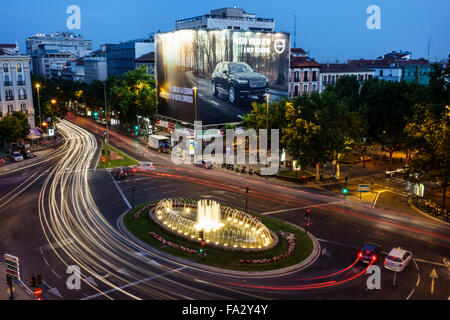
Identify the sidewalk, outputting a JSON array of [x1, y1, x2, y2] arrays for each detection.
[[0, 147, 57, 174]]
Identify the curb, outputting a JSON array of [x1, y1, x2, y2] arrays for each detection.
[[408, 199, 450, 226], [117, 208, 320, 278]]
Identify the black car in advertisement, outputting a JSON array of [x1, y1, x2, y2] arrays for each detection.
[[212, 62, 268, 104]]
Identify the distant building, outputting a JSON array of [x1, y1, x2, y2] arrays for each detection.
[[106, 38, 154, 77], [175, 6, 275, 31], [348, 50, 430, 84], [26, 32, 92, 80], [289, 49, 321, 97], [319, 64, 375, 92], [135, 52, 155, 76], [84, 48, 109, 84], [0, 47, 35, 129], [401, 64, 431, 85]]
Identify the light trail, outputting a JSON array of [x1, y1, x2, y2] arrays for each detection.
[[37, 120, 257, 300]]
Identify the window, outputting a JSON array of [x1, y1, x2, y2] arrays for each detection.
[[294, 71, 299, 82], [16, 63, 22, 73], [380, 70, 383, 76], [303, 71, 309, 81], [303, 84, 308, 93], [294, 85, 299, 96], [331, 75, 335, 84], [323, 75, 327, 84], [3, 63, 8, 72], [7, 104, 14, 113], [312, 84, 317, 92], [21, 103, 27, 111], [312, 71, 317, 81]]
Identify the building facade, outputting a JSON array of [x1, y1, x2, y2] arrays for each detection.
[[401, 64, 431, 85], [26, 32, 92, 79], [289, 51, 321, 97], [106, 39, 154, 77], [0, 52, 35, 129], [84, 49, 108, 84], [319, 64, 375, 93], [175, 7, 274, 31], [135, 52, 155, 76]]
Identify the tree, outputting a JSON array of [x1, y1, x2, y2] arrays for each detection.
[[110, 66, 158, 126], [405, 104, 450, 210], [0, 112, 30, 143]]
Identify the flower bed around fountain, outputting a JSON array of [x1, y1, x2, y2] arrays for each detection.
[[150, 199, 278, 252]]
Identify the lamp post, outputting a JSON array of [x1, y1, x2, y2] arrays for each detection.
[[266, 93, 270, 131], [104, 82, 109, 164], [35, 83, 42, 128], [193, 87, 198, 122]]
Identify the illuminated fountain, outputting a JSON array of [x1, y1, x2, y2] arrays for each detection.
[[151, 199, 277, 251]]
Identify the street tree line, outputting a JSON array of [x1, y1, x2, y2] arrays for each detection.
[[242, 58, 449, 208]]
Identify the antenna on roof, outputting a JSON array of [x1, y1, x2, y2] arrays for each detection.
[[293, 15, 297, 48], [427, 37, 431, 61]]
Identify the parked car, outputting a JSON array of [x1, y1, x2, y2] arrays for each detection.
[[384, 247, 413, 272], [11, 152, 24, 162], [193, 160, 213, 169], [21, 149, 36, 159], [211, 61, 268, 104], [358, 243, 381, 264]]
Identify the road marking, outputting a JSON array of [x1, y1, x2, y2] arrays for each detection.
[[262, 201, 342, 215], [429, 268, 438, 294], [40, 238, 74, 251], [51, 269, 62, 279], [43, 257, 49, 267], [406, 289, 415, 300], [108, 170, 132, 209], [443, 258, 450, 274], [80, 266, 187, 300]]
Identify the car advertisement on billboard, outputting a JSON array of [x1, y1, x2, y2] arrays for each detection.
[[155, 29, 290, 125]]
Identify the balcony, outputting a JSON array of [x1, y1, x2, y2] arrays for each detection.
[[19, 95, 27, 100], [17, 80, 26, 86], [4, 81, 13, 87], [6, 96, 14, 101]]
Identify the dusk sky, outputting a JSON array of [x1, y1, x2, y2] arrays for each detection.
[[2, 0, 449, 62]]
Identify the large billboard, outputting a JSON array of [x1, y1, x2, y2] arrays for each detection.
[[155, 29, 290, 125]]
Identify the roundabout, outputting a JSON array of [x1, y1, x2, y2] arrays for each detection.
[[121, 198, 319, 275]]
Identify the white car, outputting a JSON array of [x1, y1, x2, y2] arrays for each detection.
[[134, 162, 155, 171], [384, 247, 412, 272], [12, 152, 24, 162]]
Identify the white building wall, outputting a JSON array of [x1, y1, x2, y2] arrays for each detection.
[[0, 56, 35, 129]]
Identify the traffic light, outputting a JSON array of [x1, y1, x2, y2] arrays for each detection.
[[103, 131, 107, 136], [201, 240, 206, 247], [102, 156, 106, 163], [134, 125, 139, 136], [342, 188, 348, 194], [29, 276, 37, 288], [305, 208, 311, 217]]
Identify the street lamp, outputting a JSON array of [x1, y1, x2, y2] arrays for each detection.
[[104, 82, 109, 164], [35, 83, 42, 129], [192, 87, 198, 122]]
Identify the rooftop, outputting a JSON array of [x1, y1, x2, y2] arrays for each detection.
[[290, 56, 321, 68], [135, 52, 155, 63], [320, 63, 375, 73]]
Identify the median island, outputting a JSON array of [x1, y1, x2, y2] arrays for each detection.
[[123, 198, 314, 272]]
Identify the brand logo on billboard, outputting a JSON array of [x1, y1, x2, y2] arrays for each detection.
[[274, 39, 286, 54]]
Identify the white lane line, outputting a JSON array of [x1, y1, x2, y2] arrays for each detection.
[[108, 170, 132, 209], [39, 246, 43, 255], [262, 201, 342, 215], [414, 258, 446, 267], [40, 238, 74, 251], [43, 257, 49, 267], [51, 269, 62, 279], [80, 266, 187, 300], [406, 289, 415, 300]]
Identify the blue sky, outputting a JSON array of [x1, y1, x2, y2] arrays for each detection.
[[2, 0, 449, 62]]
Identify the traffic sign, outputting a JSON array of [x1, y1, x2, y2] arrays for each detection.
[[34, 288, 43, 297], [358, 184, 370, 193], [4, 254, 20, 281]]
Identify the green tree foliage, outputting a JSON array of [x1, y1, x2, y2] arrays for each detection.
[[0, 112, 30, 143], [110, 66, 158, 126]]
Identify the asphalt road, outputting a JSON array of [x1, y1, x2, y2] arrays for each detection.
[[1, 117, 449, 300]]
